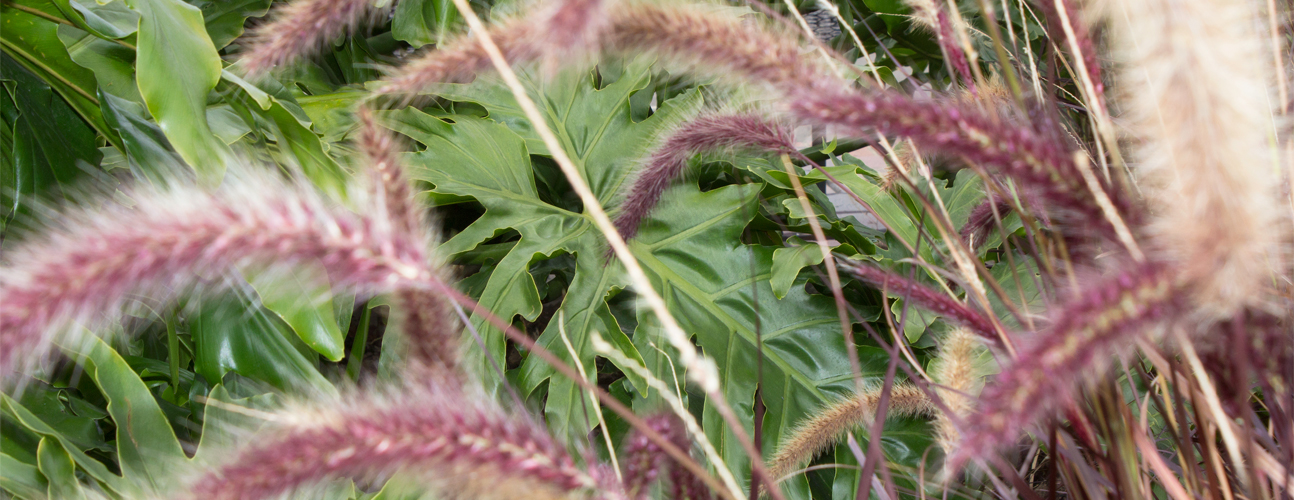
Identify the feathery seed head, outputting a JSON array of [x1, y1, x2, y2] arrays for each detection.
[[239, 0, 384, 76], [377, 18, 542, 96], [930, 328, 984, 456], [603, 3, 845, 94], [191, 383, 612, 500], [766, 383, 934, 485], [0, 169, 427, 377], [844, 262, 1002, 343], [620, 413, 709, 500], [952, 262, 1184, 465], [792, 90, 1131, 238], [1112, 0, 1285, 318], [614, 113, 796, 241]]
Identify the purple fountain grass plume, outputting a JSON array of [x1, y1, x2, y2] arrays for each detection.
[[1037, 0, 1105, 105], [0, 170, 430, 377], [356, 110, 461, 377], [902, 0, 974, 87], [239, 0, 383, 76], [765, 384, 934, 484], [931, 328, 982, 456], [356, 109, 424, 242], [950, 261, 1185, 466], [790, 90, 1130, 235], [613, 112, 796, 241], [843, 262, 1002, 343], [381, 2, 844, 96], [536, 0, 608, 70], [959, 193, 1047, 249], [1112, 0, 1285, 319], [602, 3, 845, 94], [377, 17, 542, 95], [191, 383, 616, 500], [621, 413, 712, 500], [378, 0, 609, 95]]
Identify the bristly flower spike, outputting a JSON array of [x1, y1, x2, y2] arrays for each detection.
[[1114, 0, 1283, 318], [0, 170, 429, 377], [620, 413, 712, 500], [844, 262, 1003, 344], [191, 383, 617, 500], [239, 0, 382, 76], [902, 0, 973, 87], [930, 328, 982, 456], [377, 18, 541, 95], [791, 91, 1129, 235], [355, 109, 462, 377], [614, 113, 796, 241], [765, 384, 934, 485], [952, 262, 1184, 466]]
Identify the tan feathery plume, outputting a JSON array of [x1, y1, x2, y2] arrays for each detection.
[[765, 384, 934, 484], [355, 109, 462, 377], [239, 0, 384, 76], [1113, 0, 1284, 317], [930, 328, 982, 455]]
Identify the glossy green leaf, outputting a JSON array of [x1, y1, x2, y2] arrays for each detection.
[[189, 0, 271, 49], [0, 6, 116, 148], [58, 334, 188, 492], [0, 56, 101, 235], [192, 384, 275, 463], [0, 452, 48, 499], [221, 71, 351, 197], [190, 291, 338, 396], [99, 89, 183, 184], [57, 24, 140, 102], [391, 0, 459, 48], [37, 438, 88, 499], [14, 385, 108, 455], [250, 261, 348, 362], [53, 0, 139, 40], [771, 238, 824, 299], [390, 65, 933, 493], [0, 395, 131, 496], [125, 0, 230, 181]]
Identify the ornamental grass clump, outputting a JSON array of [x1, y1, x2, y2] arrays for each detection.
[[0, 0, 1290, 498]]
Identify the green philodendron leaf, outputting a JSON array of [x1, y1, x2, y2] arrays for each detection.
[[390, 63, 934, 496], [0, 56, 101, 237], [0, 452, 47, 499], [125, 0, 230, 182], [0, 395, 131, 496], [392, 0, 460, 48], [36, 438, 88, 499], [57, 334, 188, 493], [53, 0, 139, 40], [0, 4, 118, 148], [58, 24, 140, 102], [14, 385, 109, 455], [189, 0, 272, 49], [99, 89, 184, 185], [221, 71, 351, 198], [771, 238, 825, 300], [384, 64, 701, 441], [249, 261, 348, 362], [192, 384, 275, 464], [190, 291, 338, 396]]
